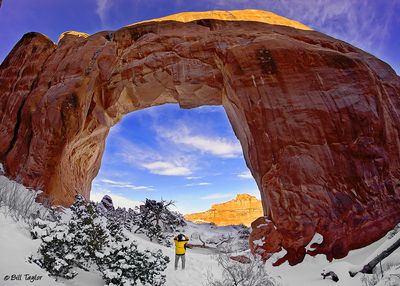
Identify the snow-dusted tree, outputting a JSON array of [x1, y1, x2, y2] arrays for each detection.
[[237, 224, 251, 239], [30, 195, 108, 278], [31, 195, 170, 285], [106, 206, 139, 233], [134, 199, 186, 245], [30, 216, 77, 279], [68, 195, 108, 270], [235, 224, 251, 251], [206, 253, 282, 286], [100, 240, 169, 286]]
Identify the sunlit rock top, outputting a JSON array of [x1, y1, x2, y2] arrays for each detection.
[[130, 9, 311, 30]]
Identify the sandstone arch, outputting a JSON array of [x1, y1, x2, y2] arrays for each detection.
[[1, 10, 400, 265]]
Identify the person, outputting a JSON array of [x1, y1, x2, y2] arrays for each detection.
[[174, 233, 189, 270]]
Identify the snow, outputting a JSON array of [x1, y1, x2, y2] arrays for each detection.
[[0, 211, 59, 285], [364, 229, 400, 265], [4, 206, 400, 286], [268, 248, 288, 265], [2, 207, 400, 286], [253, 238, 264, 246], [305, 232, 324, 252], [1, 172, 400, 286]]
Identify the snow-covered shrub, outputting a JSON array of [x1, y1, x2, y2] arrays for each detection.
[[387, 223, 400, 239], [359, 259, 400, 286], [235, 224, 250, 251], [134, 199, 186, 246], [206, 253, 282, 286], [30, 219, 78, 279], [106, 206, 138, 232], [31, 195, 169, 285], [68, 195, 109, 270], [100, 241, 169, 286], [237, 224, 251, 239], [30, 195, 108, 278]]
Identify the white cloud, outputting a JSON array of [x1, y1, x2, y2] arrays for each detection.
[[185, 176, 203, 180], [142, 161, 192, 176], [185, 182, 211, 187], [117, 138, 196, 177], [205, 0, 397, 57], [90, 189, 141, 209], [176, 135, 242, 158], [200, 193, 233, 200], [95, 0, 111, 24], [278, 0, 391, 52], [94, 178, 154, 191], [237, 170, 253, 179], [158, 125, 243, 158]]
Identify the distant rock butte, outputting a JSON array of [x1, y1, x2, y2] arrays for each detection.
[[184, 194, 263, 226], [1, 10, 400, 265]]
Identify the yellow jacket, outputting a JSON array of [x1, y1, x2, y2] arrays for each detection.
[[174, 235, 189, 255]]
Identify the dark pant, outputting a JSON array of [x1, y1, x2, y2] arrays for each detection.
[[175, 254, 186, 269]]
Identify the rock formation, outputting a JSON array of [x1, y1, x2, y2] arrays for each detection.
[[1, 9, 400, 265], [184, 194, 263, 226], [97, 195, 115, 213]]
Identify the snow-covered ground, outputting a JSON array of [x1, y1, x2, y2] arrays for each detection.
[[0, 210, 222, 286], [1, 207, 400, 286], [0, 169, 399, 286]]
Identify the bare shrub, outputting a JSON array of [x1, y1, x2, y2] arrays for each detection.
[[206, 253, 282, 286], [361, 262, 400, 286], [0, 174, 51, 224]]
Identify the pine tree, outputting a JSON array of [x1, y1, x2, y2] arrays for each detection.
[[31, 195, 170, 285], [134, 199, 186, 245], [30, 214, 77, 279], [68, 195, 108, 270], [100, 240, 169, 286]]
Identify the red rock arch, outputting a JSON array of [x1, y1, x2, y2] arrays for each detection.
[[1, 11, 400, 265]]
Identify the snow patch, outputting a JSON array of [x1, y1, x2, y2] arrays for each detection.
[[253, 238, 264, 246], [305, 232, 324, 252], [268, 248, 288, 265]]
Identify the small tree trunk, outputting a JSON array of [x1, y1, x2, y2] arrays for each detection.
[[349, 236, 400, 277]]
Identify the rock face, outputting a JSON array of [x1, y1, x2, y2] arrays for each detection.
[[97, 195, 114, 213], [184, 194, 263, 226], [1, 9, 400, 265]]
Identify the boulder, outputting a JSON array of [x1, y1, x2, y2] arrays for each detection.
[[97, 195, 114, 213]]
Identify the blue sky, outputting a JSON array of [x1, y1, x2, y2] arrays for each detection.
[[92, 105, 258, 213], [1, 1, 399, 213]]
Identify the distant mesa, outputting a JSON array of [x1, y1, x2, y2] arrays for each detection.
[[184, 194, 263, 226]]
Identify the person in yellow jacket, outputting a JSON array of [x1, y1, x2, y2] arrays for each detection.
[[174, 233, 189, 270]]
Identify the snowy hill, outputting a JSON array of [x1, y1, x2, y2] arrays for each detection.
[[0, 172, 400, 286]]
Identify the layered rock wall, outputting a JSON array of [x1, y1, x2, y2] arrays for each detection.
[[1, 10, 400, 265], [184, 194, 263, 226]]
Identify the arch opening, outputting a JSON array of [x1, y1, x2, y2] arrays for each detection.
[[90, 104, 262, 224]]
